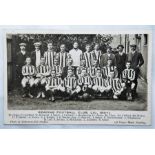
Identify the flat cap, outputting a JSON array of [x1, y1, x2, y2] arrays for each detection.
[[19, 43, 26, 46], [130, 44, 137, 47], [117, 44, 124, 49], [34, 42, 41, 47]]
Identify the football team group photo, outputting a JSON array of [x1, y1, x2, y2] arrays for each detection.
[[6, 33, 148, 110]]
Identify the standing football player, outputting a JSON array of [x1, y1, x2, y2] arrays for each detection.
[[80, 44, 93, 68], [44, 42, 56, 67]]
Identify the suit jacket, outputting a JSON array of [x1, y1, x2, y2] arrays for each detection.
[[127, 51, 144, 69], [100, 53, 116, 67], [31, 50, 43, 66], [115, 53, 127, 72], [16, 51, 28, 67], [90, 50, 102, 66]]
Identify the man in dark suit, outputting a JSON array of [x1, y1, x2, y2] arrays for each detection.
[[16, 43, 28, 84], [127, 44, 144, 95], [115, 45, 127, 78], [100, 46, 116, 67], [31, 42, 43, 67]]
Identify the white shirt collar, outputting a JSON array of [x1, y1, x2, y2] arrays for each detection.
[[107, 53, 111, 57], [119, 52, 123, 56], [21, 50, 26, 55]]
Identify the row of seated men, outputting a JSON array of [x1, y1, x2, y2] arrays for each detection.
[[21, 55, 136, 102]]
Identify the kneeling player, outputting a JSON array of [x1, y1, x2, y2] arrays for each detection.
[[102, 58, 118, 79], [34, 57, 51, 98], [78, 68, 93, 101], [122, 61, 136, 100], [106, 72, 125, 99], [45, 69, 64, 102], [21, 57, 35, 98], [63, 67, 81, 100]]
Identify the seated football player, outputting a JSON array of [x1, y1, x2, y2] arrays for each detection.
[[122, 61, 136, 101], [52, 56, 62, 77], [90, 59, 98, 78], [106, 71, 125, 100], [61, 55, 75, 79], [63, 67, 81, 100], [21, 57, 35, 98], [102, 58, 118, 79], [76, 59, 90, 78], [92, 68, 107, 97], [34, 57, 51, 99], [78, 68, 93, 101], [45, 69, 64, 102]]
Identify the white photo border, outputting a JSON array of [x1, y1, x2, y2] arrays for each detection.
[[3, 26, 153, 125]]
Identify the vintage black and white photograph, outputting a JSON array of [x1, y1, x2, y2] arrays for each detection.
[[4, 30, 152, 125]]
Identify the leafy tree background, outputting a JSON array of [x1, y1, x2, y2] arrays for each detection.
[[14, 34, 113, 54]]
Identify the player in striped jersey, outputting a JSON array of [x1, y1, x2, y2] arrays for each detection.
[[61, 54, 75, 79], [106, 72, 125, 99], [89, 59, 98, 78], [45, 69, 64, 102], [80, 44, 93, 68], [76, 59, 90, 78], [56, 44, 68, 68], [78, 68, 93, 101], [63, 67, 81, 100], [122, 61, 136, 100], [51, 56, 63, 77], [34, 57, 51, 99], [21, 57, 35, 98], [102, 58, 118, 79], [92, 68, 108, 96], [90, 43, 102, 66], [44, 42, 56, 67]]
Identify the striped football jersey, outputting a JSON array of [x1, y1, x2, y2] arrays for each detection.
[[51, 65, 62, 76], [64, 76, 77, 89], [46, 77, 62, 87], [44, 50, 56, 67], [107, 78, 122, 93], [22, 65, 35, 76], [122, 68, 135, 81], [90, 67, 98, 77], [80, 52, 93, 68], [57, 52, 68, 68], [102, 65, 117, 78], [93, 77, 107, 87], [91, 50, 102, 65], [36, 65, 50, 75], [78, 76, 92, 86]]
